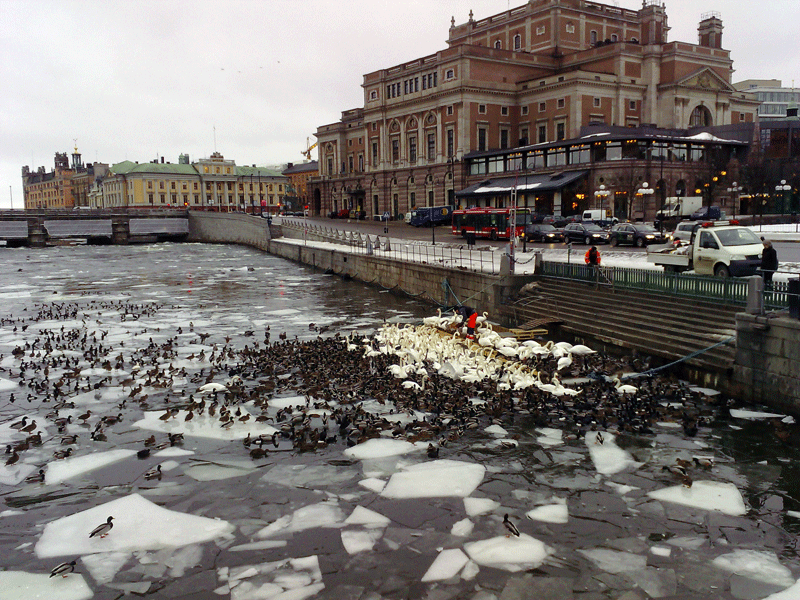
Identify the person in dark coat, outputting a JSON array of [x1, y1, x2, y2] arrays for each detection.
[[761, 240, 778, 285]]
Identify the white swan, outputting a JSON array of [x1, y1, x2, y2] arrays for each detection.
[[612, 376, 638, 395], [570, 344, 596, 356]]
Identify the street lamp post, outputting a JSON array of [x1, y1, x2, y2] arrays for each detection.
[[776, 179, 791, 215], [594, 184, 611, 217], [727, 181, 742, 220], [637, 182, 654, 221]]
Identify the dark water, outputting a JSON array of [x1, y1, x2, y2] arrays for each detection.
[[0, 242, 799, 600]]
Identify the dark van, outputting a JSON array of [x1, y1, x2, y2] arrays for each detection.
[[690, 206, 725, 221]]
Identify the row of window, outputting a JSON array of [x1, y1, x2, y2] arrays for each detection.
[[489, 26, 631, 50], [143, 194, 280, 205], [143, 180, 282, 193], [386, 72, 439, 99], [468, 141, 739, 176]]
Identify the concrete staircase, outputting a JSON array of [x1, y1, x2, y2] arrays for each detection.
[[500, 277, 740, 373]]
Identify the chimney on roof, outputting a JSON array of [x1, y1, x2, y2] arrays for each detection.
[[161, 156, 165, 163], [698, 12, 723, 49]]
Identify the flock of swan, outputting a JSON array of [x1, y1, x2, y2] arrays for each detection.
[[361, 310, 638, 398]]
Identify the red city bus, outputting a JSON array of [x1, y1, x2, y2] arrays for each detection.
[[451, 207, 531, 240]]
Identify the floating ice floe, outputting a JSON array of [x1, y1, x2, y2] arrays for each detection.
[[0, 571, 93, 600], [358, 478, 386, 493], [229, 540, 287, 552], [344, 506, 390, 528], [536, 427, 563, 447], [153, 447, 194, 457], [262, 464, 357, 489], [0, 377, 17, 392], [218, 555, 324, 600], [463, 497, 500, 517], [35, 493, 234, 558], [484, 424, 508, 437], [133, 408, 276, 441], [0, 463, 38, 486], [578, 547, 647, 574], [421, 548, 470, 582], [647, 480, 746, 516], [80, 551, 129, 585], [585, 431, 638, 475], [381, 460, 485, 499], [464, 534, 552, 572], [762, 579, 800, 600], [343, 438, 423, 460], [184, 459, 257, 482], [729, 408, 791, 421], [46, 449, 137, 485], [341, 529, 383, 555], [256, 501, 344, 538], [526, 499, 568, 524], [451, 518, 474, 537], [712, 549, 795, 587]]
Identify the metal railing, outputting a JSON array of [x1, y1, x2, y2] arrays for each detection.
[[539, 261, 792, 309]]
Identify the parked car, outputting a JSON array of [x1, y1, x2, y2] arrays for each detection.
[[349, 209, 366, 220], [524, 223, 564, 243], [689, 205, 726, 221], [669, 220, 701, 243], [563, 222, 609, 244], [609, 223, 667, 247], [542, 215, 568, 228]]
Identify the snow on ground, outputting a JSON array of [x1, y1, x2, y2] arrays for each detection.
[[34, 493, 234, 558]]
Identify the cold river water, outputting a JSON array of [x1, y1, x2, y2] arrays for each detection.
[[0, 242, 799, 600]]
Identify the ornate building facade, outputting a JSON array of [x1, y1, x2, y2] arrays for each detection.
[[310, 0, 759, 221]]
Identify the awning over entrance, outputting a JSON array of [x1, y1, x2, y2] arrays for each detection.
[[456, 170, 587, 198]]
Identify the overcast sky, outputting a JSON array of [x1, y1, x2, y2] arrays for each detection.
[[1, 0, 798, 209]]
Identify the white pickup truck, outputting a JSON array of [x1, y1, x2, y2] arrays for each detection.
[[646, 222, 763, 277]]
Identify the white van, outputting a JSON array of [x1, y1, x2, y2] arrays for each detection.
[[582, 209, 612, 222]]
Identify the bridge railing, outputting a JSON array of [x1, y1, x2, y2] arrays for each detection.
[[539, 261, 791, 310]]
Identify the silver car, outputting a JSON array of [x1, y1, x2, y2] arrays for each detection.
[[669, 221, 700, 243]]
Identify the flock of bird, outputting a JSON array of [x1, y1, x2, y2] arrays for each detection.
[[0, 299, 790, 581]]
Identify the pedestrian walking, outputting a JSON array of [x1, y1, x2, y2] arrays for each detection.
[[760, 239, 778, 286], [585, 245, 601, 267]]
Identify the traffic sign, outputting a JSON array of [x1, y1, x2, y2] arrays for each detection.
[[383, 212, 390, 221]]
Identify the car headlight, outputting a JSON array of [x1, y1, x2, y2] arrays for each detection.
[[645, 235, 654, 239]]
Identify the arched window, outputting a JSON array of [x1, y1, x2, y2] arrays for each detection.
[[590, 30, 598, 45], [494, 40, 502, 49], [513, 34, 521, 50], [690, 105, 713, 127]]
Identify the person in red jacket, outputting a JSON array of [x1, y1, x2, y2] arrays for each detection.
[[585, 245, 601, 267]]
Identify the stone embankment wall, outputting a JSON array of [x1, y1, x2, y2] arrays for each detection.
[[733, 314, 800, 412], [187, 212, 272, 251]]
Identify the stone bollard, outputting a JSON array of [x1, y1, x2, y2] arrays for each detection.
[[385, 238, 391, 252], [746, 276, 764, 315]]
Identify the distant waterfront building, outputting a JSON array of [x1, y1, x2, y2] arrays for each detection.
[[734, 80, 800, 119], [102, 153, 287, 213], [282, 161, 318, 212], [22, 148, 108, 210], [309, 0, 759, 221]]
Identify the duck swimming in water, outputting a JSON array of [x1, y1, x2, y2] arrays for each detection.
[[89, 516, 114, 538], [503, 514, 520, 537]]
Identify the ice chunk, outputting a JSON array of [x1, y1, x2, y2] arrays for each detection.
[[344, 506, 390, 528], [461, 559, 480, 581], [0, 463, 37, 486], [421, 548, 470, 582], [0, 377, 17, 392], [381, 460, 485, 499], [256, 501, 344, 538], [536, 428, 563, 447], [223, 555, 324, 600], [526, 499, 568, 524], [46, 449, 137, 485], [605, 481, 638, 495], [484, 424, 508, 437], [0, 571, 93, 600], [464, 497, 500, 517], [464, 534, 552, 572], [578, 547, 647, 573], [344, 438, 421, 460], [262, 464, 357, 489], [451, 518, 474, 537], [185, 460, 257, 482], [712, 550, 795, 587], [133, 408, 276, 441], [80, 552, 129, 584], [154, 447, 194, 457], [762, 579, 800, 600], [729, 408, 786, 420], [647, 480, 746, 516], [585, 431, 638, 475], [358, 478, 386, 493], [341, 529, 383, 555], [35, 493, 234, 558], [229, 540, 288, 552]]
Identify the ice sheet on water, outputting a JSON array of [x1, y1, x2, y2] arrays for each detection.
[[762, 579, 800, 600], [344, 438, 423, 460], [0, 463, 37, 486], [154, 447, 194, 457], [729, 408, 786, 420], [647, 480, 746, 516], [0, 377, 17, 392], [651, 546, 671, 558], [381, 460, 485, 499], [463, 497, 500, 517], [256, 501, 345, 538], [464, 534, 552, 572], [421, 548, 470, 582], [341, 529, 384, 555], [712, 550, 795, 587], [451, 518, 474, 537], [221, 555, 324, 600], [358, 478, 386, 493], [526, 499, 568, 524], [35, 493, 234, 558], [665, 536, 707, 550], [185, 460, 257, 482], [484, 424, 507, 437], [578, 547, 647, 574], [133, 408, 277, 441], [262, 464, 357, 489], [536, 428, 563, 447], [605, 481, 638, 495], [0, 571, 93, 600], [46, 449, 137, 485], [344, 506, 391, 528], [80, 551, 129, 584], [585, 431, 638, 475], [230, 540, 288, 552]]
